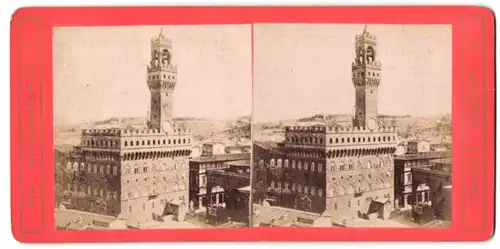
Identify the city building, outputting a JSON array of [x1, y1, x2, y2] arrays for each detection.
[[253, 26, 399, 225], [393, 150, 451, 210], [56, 30, 193, 228], [202, 142, 226, 156], [225, 145, 251, 154], [206, 158, 251, 224], [411, 157, 452, 224], [188, 153, 250, 211]]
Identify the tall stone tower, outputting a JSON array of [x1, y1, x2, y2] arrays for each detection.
[[147, 29, 177, 132], [352, 25, 381, 129]]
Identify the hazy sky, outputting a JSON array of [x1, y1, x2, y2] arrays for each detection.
[[253, 24, 452, 122], [54, 25, 252, 125]]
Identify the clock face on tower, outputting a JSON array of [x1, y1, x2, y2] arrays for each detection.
[[367, 118, 378, 130]]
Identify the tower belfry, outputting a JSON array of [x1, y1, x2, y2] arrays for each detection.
[[351, 25, 382, 129], [147, 29, 177, 132]]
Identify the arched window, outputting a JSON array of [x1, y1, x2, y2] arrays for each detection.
[[311, 187, 317, 196], [113, 166, 118, 176], [292, 160, 296, 169], [318, 163, 323, 172], [304, 161, 308, 171], [318, 188, 323, 197], [270, 159, 276, 166], [284, 182, 289, 189], [106, 165, 111, 174], [304, 185, 309, 194], [99, 165, 105, 174], [66, 162, 72, 170], [298, 161, 303, 170], [311, 162, 316, 172], [259, 159, 264, 167], [277, 181, 282, 188], [340, 162, 345, 171], [99, 188, 104, 197], [270, 180, 275, 188], [292, 183, 297, 191], [284, 159, 289, 168], [277, 159, 282, 167], [73, 162, 79, 170], [331, 162, 336, 172], [348, 161, 353, 170], [366, 46, 376, 62], [297, 184, 302, 193]]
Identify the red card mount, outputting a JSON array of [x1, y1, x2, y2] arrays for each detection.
[[10, 6, 495, 242]]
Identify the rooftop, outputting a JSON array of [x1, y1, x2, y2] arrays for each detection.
[[253, 141, 280, 151], [223, 159, 250, 167], [54, 144, 75, 153], [429, 157, 452, 164], [394, 151, 451, 161], [252, 204, 320, 227], [55, 208, 117, 230], [343, 218, 411, 228], [190, 152, 250, 163]]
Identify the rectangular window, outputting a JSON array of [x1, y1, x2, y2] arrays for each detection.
[[129, 205, 132, 213]]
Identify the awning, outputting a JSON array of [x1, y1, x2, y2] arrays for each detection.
[[238, 185, 251, 193], [373, 198, 389, 204]]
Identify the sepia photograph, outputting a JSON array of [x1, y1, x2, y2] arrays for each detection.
[[251, 24, 452, 228], [53, 25, 252, 230]]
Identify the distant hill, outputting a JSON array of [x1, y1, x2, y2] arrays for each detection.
[[54, 115, 251, 147], [253, 113, 451, 142]]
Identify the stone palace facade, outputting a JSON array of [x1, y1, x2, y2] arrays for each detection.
[[58, 30, 193, 226], [253, 26, 398, 223]]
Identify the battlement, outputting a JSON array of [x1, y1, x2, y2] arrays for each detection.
[[147, 64, 178, 73], [326, 125, 396, 133], [352, 60, 381, 69], [356, 31, 377, 41], [81, 127, 191, 137], [285, 126, 326, 133], [121, 127, 191, 137], [81, 128, 121, 137], [285, 125, 396, 134], [151, 30, 172, 48]]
